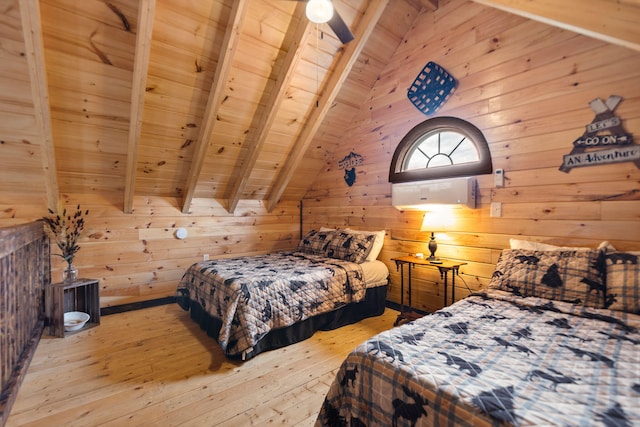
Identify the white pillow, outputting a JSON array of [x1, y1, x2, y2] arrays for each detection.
[[597, 241, 616, 253], [345, 228, 385, 261], [509, 238, 588, 251]]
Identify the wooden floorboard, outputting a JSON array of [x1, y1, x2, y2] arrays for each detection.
[[6, 304, 398, 426]]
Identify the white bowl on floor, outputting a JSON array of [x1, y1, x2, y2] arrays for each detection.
[[64, 311, 90, 331]]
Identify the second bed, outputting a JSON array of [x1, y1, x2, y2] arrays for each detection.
[[177, 229, 389, 360]]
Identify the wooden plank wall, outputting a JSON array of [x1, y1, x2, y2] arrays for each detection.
[[0, 195, 299, 308], [0, 0, 301, 308], [1, 0, 639, 312], [0, 0, 50, 210], [303, 0, 640, 313]]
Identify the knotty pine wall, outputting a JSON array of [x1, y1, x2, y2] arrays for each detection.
[[0, 194, 300, 307], [2, 0, 639, 312], [303, 0, 640, 313]]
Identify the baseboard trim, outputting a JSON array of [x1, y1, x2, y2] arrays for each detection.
[[101, 296, 176, 316], [102, 297, 421, 318], [385, 300, 401, 311]]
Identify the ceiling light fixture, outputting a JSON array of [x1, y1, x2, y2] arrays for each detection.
[[306, 0, 333, 24]]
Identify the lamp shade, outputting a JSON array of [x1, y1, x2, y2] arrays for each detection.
[[420, 212, 430, 231], [306, 0, 334, 24], [420, 207, 455, 231]]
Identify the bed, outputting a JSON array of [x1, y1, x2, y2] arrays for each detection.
[[176, 228, 389, 360], [316, 244, 640, 426]]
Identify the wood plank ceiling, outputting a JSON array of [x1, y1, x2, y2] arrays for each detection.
[[19, 0, 415, 214], [10, 0, 640, 214]]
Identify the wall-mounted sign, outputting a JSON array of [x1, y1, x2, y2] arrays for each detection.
[[338, 152, 364, 186], [560, 95, 639, 172]]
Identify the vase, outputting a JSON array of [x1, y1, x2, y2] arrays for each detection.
[[63, 263, 78, 283]]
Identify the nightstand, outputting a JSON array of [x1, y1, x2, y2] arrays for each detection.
[[392, 256, 466, 326], [46, 278, 100, 337]]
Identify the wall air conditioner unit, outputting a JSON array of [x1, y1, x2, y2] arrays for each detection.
[[391, 177, 477, 209]]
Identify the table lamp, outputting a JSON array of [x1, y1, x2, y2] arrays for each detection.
[[421, 213, 439, 261]]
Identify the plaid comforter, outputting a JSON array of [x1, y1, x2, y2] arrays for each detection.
[[316, 289, 640, 426], [177, 251, 366, 358]]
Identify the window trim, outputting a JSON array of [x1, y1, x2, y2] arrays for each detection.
[[389, 116, 493, 183]]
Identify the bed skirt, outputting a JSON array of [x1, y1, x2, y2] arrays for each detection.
[[177, 283, 388, 360]]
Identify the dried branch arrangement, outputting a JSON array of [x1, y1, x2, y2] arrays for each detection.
[[42, 205, 89, 265]]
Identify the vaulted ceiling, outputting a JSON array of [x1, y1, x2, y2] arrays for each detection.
[[5, 0, 639, 214]]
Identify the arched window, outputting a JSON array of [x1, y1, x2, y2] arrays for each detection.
[[389, 117, 492, 183]]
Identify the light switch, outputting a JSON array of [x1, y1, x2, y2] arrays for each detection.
[[490, 202, 502, 217]]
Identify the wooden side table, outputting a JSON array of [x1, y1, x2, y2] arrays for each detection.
[[46, 278, 100, 337], [392, 256, 466, 326]]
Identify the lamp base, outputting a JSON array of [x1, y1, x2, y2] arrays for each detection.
[[428, 232, 438, 261]]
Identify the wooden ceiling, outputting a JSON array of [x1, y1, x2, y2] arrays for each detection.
[[13, 0, 426, 214], [5, 0, 640, 214]]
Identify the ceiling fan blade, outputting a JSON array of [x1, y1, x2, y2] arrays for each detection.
[[327, 9, 354, 44], [288, 0, 354, 44]]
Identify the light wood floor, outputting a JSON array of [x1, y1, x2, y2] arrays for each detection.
[[7, 304, 398, 426]]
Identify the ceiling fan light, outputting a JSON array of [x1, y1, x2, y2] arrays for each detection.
[[306, 0, 333, 24]]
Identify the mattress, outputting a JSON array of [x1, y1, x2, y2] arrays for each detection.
[[360, 259, 389, 287]]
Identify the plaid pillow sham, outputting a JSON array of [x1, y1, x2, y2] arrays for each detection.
[[325, 231, 376, 264], [298, 229, 377, 264], [603, 251, 640, 314], [488, 249, 606, 308], [297, 229, 336, 256]]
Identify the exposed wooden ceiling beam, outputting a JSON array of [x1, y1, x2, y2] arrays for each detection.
[[19, 0, 59, 212], [226, 3, 312, 214], [419, 0, 438, 11], [181, 0, 249, 214], [266, 0, 390, 212], [473, 0, 640, 52], [124, 0, 156, 214]]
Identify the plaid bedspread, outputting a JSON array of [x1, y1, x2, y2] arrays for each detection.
[[316, 289, 640, 426], [177, 251, 366, 358]]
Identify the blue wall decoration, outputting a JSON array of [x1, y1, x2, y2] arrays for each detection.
[[338, 152, 364, 187], [559, 95, 639, 173], [407, 61, 457, 116]]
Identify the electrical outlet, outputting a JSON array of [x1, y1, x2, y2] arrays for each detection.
[[203, 254, 209, 261], [490, 202, 502, 218], [494, 168, 505, 187]]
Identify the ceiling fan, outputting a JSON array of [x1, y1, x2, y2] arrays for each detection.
[[294, 0, 355, 44]]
